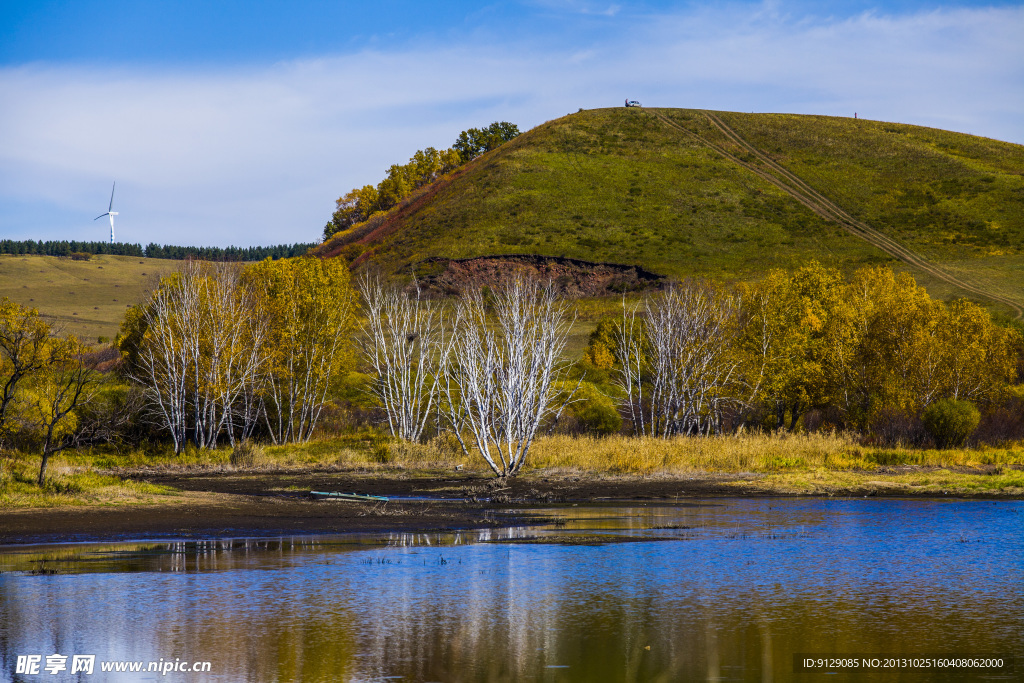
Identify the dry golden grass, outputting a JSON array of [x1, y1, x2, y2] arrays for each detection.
[[56, 432, 1024, 477], [74, 434, 483, 476], [522, 433, 1024, 475], [525, 432, 849, 474], [253, 434, 478, 473], [727, 468, 1024, 496]]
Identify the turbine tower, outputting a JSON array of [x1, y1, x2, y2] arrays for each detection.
[[94, 182, 118, 243]]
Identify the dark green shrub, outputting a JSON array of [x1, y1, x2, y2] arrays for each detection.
[[43, 477, 84, 494], [564, 381, 623, 435], [922, 399, 980, 448]]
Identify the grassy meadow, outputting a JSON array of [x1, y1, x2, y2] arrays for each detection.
[[709, 111, 1024, 262], [707, 110, 1024, 313], [0, 458, 176, 508], [0, 253, 178, 341]]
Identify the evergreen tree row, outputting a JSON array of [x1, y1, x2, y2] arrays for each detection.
[[0, 240, 314, 261], [0, 240, 145, 257], [142, 242, 315, 261]]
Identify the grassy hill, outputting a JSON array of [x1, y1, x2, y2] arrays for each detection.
[[7, 108, 1022, 341], [317, 107, 1024, 317], [0, 254, 178, 341]]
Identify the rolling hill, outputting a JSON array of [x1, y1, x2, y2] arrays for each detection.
[[316, 107, 1024, 318], [0, 254, 178, 341]]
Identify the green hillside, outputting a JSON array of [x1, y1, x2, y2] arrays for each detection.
[[318, 107, 1024, 316]]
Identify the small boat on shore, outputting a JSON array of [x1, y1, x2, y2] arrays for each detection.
[[310, 491, 389, 502]]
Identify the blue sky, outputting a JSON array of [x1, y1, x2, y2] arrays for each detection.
[[1, 0, 1022, 247]]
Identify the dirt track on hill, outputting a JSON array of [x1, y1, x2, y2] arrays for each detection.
[[651, 110, 1024, 319]]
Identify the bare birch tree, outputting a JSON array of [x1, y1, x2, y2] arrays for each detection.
[[135, 272, 191, 452], [616, 282, 742, 437], [132, 262, 268, 451], [203, 264, 268, 446], [447, 277, 577, 477], [358, 276, 452, 442]]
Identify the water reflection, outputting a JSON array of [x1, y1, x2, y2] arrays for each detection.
[[1, 499, 1021, 682]]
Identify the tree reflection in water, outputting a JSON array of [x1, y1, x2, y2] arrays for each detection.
[[1, 499, 1021, 682]]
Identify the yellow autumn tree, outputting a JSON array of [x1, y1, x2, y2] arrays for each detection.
[[247, 256, 357, 443], [738, 263, 857, 430], [934, 298, 1020, 406], [125, 262, 268, 452], [15, 335, 97, 484], [850, 266, 943, 418], [583, 318, 618, 370], [0, 297, 51, 440], [843, 267, 1020, 425]]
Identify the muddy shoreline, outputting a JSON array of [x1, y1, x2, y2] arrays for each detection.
[[2, 469, 1020, 546]]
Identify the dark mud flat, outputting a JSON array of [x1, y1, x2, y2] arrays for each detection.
[[0, 495, 503, 546], [4, 468, 1018, 546], [0, 472, 744, 546], [144, 467, 1021, 501], [143, 470, 746, 500]]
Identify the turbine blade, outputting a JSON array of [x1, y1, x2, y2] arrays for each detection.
[[94, 213, 108, 220], [109, 182, 115, 211]]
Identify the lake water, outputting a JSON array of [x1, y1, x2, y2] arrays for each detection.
[[1, 498, 1021, 682]]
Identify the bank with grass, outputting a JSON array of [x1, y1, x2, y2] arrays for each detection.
[[3, 432, 1023, 516]]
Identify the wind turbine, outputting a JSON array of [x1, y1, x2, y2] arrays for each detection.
[[94, 182, 118, 243]]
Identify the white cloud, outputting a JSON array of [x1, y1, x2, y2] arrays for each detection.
[[1, 3, 1021, 247]]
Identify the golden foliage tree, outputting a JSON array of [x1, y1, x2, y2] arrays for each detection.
[[609, 263, 1022, 435], [248, 256, 357, 444], [0, 298, 51, 438], [738, 263, 858, 430], [16, 336, 97, 484], [128, 257, 357, 450], [323, 125, 516, 239], [583, 318, 618, 370]]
